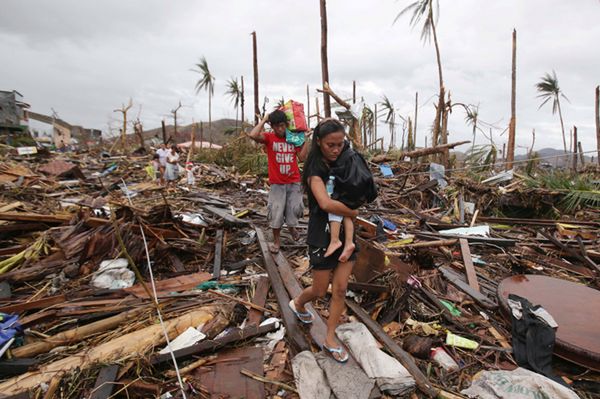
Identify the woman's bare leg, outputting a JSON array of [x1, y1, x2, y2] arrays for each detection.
[[294, 269, 331, 313], [325, 260, 353, 360]]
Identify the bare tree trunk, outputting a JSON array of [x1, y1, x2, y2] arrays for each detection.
[[578, 141, 585, 166], [430, 6, 445, 153], [557, 99, 567, 154], [572, 125, 578, 172], [352, 80, 356, 104], [373, 103, 378, 145], [240, 75, 245, 130], [252, 31, 259, 125], [200, 121, 204, 147], [320, 0, 331, 117], [440, 102, 449, 166], [161, 119, 167, 144], [595, 85, 599, 165], [506, 29, 517, 170], [413, 92, 418, 151], [208, 94, 212, 148]]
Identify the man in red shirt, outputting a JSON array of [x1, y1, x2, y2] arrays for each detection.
[[248, 110, 310, 253]]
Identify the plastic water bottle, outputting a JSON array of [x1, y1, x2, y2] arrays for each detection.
[[326, 176, 335, 197]]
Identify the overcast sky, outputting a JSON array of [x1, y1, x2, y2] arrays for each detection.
[[1, 0, 599, 154]]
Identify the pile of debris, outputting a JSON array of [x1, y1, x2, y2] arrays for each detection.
[[0, 149, 598, 399]]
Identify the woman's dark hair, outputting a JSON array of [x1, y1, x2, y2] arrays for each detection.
[[268, 110, 288, 125], [302, 118, 345, 188]]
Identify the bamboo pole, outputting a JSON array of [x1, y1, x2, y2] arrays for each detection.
[[0, 307, 218, 396], [12, 307, 148, 358]]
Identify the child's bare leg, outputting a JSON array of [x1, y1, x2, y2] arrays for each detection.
[[338, 217, 356, 262], [324, 220, 342, 257]]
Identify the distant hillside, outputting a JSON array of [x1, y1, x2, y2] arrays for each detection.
[[142, 118, 245, 146]]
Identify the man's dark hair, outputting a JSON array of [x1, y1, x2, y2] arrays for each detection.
[[268, 110, 288, 125]]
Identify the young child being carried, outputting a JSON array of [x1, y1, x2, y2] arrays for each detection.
[[323, 141, 378, 262]]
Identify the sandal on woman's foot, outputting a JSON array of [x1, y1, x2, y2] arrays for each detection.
[[288, 299, 314, 324], [324, 345, 349, 363]]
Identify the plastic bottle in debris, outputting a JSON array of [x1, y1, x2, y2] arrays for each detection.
[[431, 347, 459, 372], [326, 176, 335, 197]]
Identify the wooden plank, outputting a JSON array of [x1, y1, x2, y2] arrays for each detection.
[[540, 229, 600, 274], [197, 346, 264, 399], [345, 299, 438, 398], [212, 229, 224, 279], [0, 294, 66, 314], [124, 272, 211, 298], [0, 212, 107, 227], [203, 205, 248, 226], [459, 238, 480, 292], [272, 250, 336, 350], [439, 266, 497, 309], [254, 228, 310, 353], [247, 276, 270, 325], [347, 281, 389, 294], [89, 364, 120, 399], [151, 321, 279, 364]]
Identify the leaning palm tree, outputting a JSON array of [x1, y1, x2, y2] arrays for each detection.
[[536, 70, 569, 154], [225, 77, 242, 132], [395, 0, 445, 151], [193, 56, 216, 145], [380, 96, 396, 149]]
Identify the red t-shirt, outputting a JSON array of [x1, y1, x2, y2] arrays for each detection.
[[263, 132, 302, 184]]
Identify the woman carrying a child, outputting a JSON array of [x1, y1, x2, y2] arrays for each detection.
[[289, 118, 377, 363]]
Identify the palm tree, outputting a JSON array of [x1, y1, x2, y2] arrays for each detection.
[[193, 56, 215, 146], [225, 77, 242, 132], [380, 96, 396, 149], [395, 0, 445, 151], [536, 70, 569, 153], [465, 104, 480, 153]]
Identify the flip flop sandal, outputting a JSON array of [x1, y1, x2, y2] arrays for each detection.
[[323, 345, 349, 363], [288, 299, 314, 324]]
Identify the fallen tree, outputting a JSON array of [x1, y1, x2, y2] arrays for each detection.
[[371, 140, 470, 163]]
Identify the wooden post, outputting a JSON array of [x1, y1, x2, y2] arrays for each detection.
[[374, 103, 377, 145], [414, 92, 418, 151], [572, 125, 578, 172], [171, 101, 182, 137], [320, 0, 331, 117], [506, 29, 517, 170], [578, 141, 585, 166], [161, 119, 167, 144], [306, 84, 310, 129], [595, 86, 600, 165], [252, 31, 260, 125], [200, 121, 204, 148], [352, 80, 356, 104]]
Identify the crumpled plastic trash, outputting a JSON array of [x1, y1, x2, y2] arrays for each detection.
[[0, 313, 22, 347], [159, 326, 206, 354], [179, 213, 207, 226], [429, 163, 448, 189], [91, 258, 135, 289], [461, 367, 580, 399]]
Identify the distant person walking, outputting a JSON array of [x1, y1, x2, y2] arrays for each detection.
[[164, 145, 180, 187]]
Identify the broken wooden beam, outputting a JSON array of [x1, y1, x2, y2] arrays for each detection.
[[439, 266, 497, 309], [371, 141, 470, 163], [255, 228, 310, 353], [459, 238, 480, 292], [212, 229, 224, 279], [345, 299, 438, 398], [203, 205, 249, 226], [151, 321, 279, 364], [89, 364, 120, 399], [247, 276, 270, 325]]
